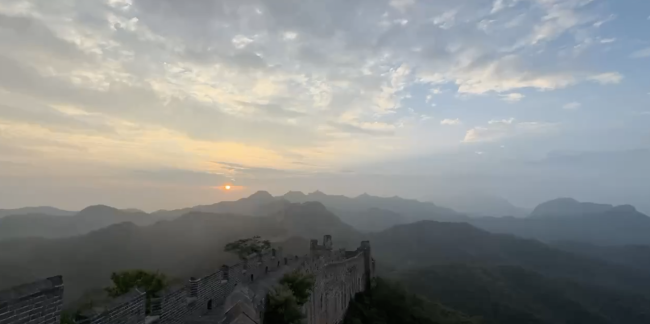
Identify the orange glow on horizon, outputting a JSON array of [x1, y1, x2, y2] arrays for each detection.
[[225, 185, 231, 190]]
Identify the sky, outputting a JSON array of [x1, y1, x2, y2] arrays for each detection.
[[0, 0, 649, 212]]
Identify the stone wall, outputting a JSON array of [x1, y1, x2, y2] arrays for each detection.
[[0, 276, 63, 324], [0, 238, 372, 324], [158, 285, 192, 324], [220, 236, 374, 324], [81, 290, 146, 324], [302, 242, 370, 324]]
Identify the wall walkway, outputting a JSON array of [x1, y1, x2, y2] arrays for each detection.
[[0, 235, 374, 324]]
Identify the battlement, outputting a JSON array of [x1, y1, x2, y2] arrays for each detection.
[[0, 276, 63, 324], [0, 237, 374, 324]]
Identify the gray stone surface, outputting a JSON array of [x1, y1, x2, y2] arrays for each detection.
[[0, 276, 63, 324], [0, 236, 374, 324]]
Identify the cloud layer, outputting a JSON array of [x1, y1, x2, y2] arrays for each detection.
[[0, 0, 647, 209]]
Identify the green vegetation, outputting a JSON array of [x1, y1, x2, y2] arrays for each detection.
[[105, 269, 168, 297], [264, 285, 304, 324], [401, 264, 650, 324], [264, 270, 315, 324], [105, 270, 168, 314], [224, 235, 272, 259], [278, 269, 316, 305], [343, 277, 480, 324]]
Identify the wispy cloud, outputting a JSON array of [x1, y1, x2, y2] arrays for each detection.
[[563, 102, 582, 110], [0, 0, 646, 208], [631, 48, 650, 59], [501, 93, 525, 102], [588, 72, 624, 85], [440, 118, 462, 126], [464, 119, 557, 143]]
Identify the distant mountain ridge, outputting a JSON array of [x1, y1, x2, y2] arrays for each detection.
[[423, 192, 530, 218], [371, 220, 650, 301], [281, 190, 466, 232], [0, 200, 360, 305], [530, 198, 615, 218], [370, 220, 650, 324], [149, 190, 466, 233], [0, 205, 159, 240], [0, 206, 76, 218], [469, 198, 650, 245], [151, 190, 279, 219]]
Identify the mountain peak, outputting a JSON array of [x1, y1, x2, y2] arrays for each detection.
[[247, 190, 274, 200], [310, 190, 327, 197], [282, 191, 307, 202], [284, 191, 306, 197], [610, 204, 638, 214], [531, 198, 613, 218], [78, 205, 119, 215]]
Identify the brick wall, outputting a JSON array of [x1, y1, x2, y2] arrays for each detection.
[[85, 290, 146, 324], [159, 285, 193, 324], [0, 239, 371, 324], [0, 276, 63, 324]]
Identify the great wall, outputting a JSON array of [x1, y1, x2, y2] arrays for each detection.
[[0, 235, 375, 324]]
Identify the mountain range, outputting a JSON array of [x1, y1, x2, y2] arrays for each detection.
[[3, 192, 650, 248], [0, 206, 76, 218], [471, 198, 650, 245], [422, 192, 530, 218], [0, 205, 159, 240], [2, 192, 650, 323], [371, 221, 650, 324], [0, 201, 357, 305]]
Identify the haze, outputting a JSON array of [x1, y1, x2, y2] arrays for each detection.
[[0, 0, 649, 213]]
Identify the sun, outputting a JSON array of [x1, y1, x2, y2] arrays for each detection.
[[225, 185, 231, 190]]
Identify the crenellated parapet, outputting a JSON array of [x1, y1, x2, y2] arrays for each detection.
[[0, 237, 374, 324]]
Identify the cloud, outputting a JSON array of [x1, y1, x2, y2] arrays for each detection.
[[440, 118, 462, 126], [501, 93, 525, 102], [600, 38, 616, 44], [631, 48, 650, 59], [328, 121, 396, 136], [563, 102, 582, 110], [488, 118, 515, 125], [593, 14, 616, 28], [588, 72, 624, 85], [130, 169, 229, 187], [464, 119, 557, 143], [0, 0, 640, 208]]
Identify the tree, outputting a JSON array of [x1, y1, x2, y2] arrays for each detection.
[[264, 285, 304, 324], [279, 270, 316, 305], [264, 271, 315, 324], [105, 270, 168, 314], [224, 236, 271, 259], [343, 277, 480, 324]]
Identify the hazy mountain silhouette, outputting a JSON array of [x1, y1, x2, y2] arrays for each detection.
[[0, 206, 76, 218], [0, 205, 159, 240], [335, 207, 407, 233], [0, 212, 286, 305], [553, 241, 650, 272], [271, 201, 362, 248], [152, 190, 278, 219], [470, 199, 650, 245], [281, 190, 465, 231], [423, 192, 530, 218], [370, 221, 650, 296], [402, 264, 650, 324], [530, 198, 614, 218], [0, 200, 362, 306]]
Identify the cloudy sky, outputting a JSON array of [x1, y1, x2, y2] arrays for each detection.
[[0, 0, 649, 211]]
